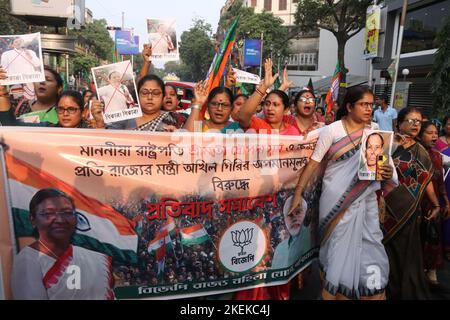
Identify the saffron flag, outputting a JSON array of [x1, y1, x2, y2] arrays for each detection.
[[325, 63, 340, 115], [202, 17, 240, 118], [180, 224, 209, 246]]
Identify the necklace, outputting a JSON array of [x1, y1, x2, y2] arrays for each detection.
[[342, 118, 361, 149], [38, 239, 59, 259]]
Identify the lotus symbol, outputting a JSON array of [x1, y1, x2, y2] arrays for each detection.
[[231, 228, 254, 256]]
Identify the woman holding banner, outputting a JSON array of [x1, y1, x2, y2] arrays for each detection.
[[290, 85, 396, 300], [11, 189, 115, 300]]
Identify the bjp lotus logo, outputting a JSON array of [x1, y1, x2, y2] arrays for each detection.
[[231, 228, 254, 256]]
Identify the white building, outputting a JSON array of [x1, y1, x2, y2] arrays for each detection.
[[243, 0, 370, 89]]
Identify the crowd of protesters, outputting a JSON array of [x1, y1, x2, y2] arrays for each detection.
[[0, 43, 449, 301]]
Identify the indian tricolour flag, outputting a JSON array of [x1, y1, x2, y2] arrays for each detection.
[[180, 224, 210, 246], [160, 216, 176, 236], [147, 230, 172, 261], [4, 153, 138, 264]]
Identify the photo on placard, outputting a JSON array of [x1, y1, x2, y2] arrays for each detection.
[[0, 32, 45, 85], [91, 60, 142, 124], [358, 130, 394, 181], [147, 19, 179, 61]]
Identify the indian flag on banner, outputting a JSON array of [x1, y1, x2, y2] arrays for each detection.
[[160, 217, 176, 236], [180, 224, 210, 246], [202, 16, 240, 118], [148, 230, 172, 261], [4, 153, 139, 265]]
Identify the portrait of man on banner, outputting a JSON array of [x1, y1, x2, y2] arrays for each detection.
[[147, 19, 179, 61], [0, 33, 45, 85]]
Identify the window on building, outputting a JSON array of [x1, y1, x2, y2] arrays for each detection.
[[264, 0, 272, 11], [251, 0, 257, 7], [279, 0, 287, 11], [401, 0, 450, 54]]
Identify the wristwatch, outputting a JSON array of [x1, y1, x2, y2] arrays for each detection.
[[191, 104, 201, 110]]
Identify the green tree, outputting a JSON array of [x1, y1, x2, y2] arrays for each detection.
[[0, 0, 27, 34], [163, 61, 190, 80], [217, 0, 254, 39], [293, 0, 373, 103], [179, 19, 215, 82], [71, 19, 114, 61], [72, 53, 98, 78], [238, 11, 289, 62], [431, 16, 450, 119]]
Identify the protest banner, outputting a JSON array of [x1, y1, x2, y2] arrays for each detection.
[[147, 19, 179, 61], [92, 60, 142, 124], [0, 33, 45, 86], [233, 68, 261, 85], [358, 130, 394, 181], [0, 128, 322, 299]]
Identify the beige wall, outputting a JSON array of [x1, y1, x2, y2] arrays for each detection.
[[247, 0, 298, 26]]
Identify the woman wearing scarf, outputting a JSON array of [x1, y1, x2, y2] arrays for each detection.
[[290, 85, 396, 300], [383, 107, 441, 300]]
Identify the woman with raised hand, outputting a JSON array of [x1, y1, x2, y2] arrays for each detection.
[[183, 81, 236, 133], [237, 59, 297, 135]]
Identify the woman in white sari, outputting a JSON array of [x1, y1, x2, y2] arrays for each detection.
[[11, 189, 115, 300], [291, 86, 397, 300]]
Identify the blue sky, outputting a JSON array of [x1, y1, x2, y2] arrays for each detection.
[[85, 0, 225, 47]]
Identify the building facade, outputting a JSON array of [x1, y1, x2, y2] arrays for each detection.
[[242, 0, 369, 90], [372, 0, 450, 115]]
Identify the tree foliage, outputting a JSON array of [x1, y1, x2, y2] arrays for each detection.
[[179, 19, 215, 82], [293, 0, 373, 102], [431, 16, 450, 119], [71, 19, 114, 61], [0, 0, 27, 34], [72, 53, 98, 77], [238, 11, 289, 61]]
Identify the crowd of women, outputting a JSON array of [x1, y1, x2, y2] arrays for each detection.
[[0, 44, 449, 301]]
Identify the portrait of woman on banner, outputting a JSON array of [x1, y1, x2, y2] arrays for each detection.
[[11, 189, 115, 300]]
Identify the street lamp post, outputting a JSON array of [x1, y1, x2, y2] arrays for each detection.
[[402, 68, 410, 81]]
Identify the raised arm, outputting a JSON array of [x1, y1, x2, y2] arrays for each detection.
[[237, 59, 278, 129], [278, 67, 293, 93], [138, 44, 152, 82], [183, 81, 208, 132], [224, 64, 236, 90]]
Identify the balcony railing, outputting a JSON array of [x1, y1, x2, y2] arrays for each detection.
[[287, 53, 318, 67]]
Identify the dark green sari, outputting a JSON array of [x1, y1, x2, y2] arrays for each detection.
[[383, 142, 433, 300]]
